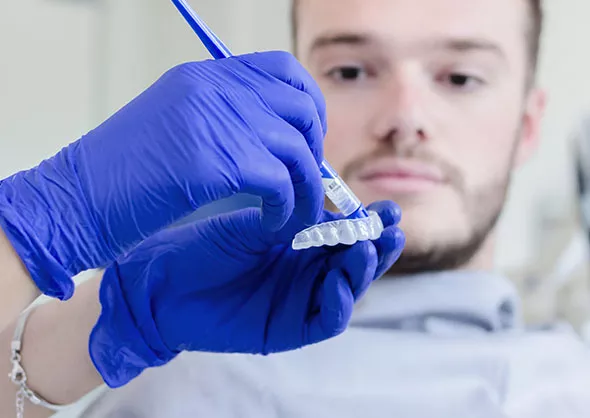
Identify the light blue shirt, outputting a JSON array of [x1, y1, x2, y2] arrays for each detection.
[[71, 271, 590, 417]]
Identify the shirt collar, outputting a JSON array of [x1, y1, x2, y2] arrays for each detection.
[[350, 270, 523, 333]]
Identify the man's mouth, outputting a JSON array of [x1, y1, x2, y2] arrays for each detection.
[[356, 158, 445, 194]]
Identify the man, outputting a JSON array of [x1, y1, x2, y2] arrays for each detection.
[[3, 0, 590, 416]]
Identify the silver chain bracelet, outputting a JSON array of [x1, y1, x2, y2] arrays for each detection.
[[9, 307, 69, 418]]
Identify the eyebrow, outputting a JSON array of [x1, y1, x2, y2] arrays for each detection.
[[309, 32, 506, 61], [436, 38, 506, 59], [310, 33, 373, 52]]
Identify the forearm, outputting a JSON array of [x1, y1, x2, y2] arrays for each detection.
[[0, 227, 40, 333], [0, 275, 104, 418]]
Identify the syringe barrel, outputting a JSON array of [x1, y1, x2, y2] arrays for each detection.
[[320, 161, 368, 219]]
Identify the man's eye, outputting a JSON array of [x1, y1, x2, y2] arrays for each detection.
[[327, 66, 367, 81], [442, 72, 484, 90], [449, 74, 470, 86]]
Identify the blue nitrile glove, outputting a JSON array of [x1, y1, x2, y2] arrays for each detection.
[[89, 200, 405, 388], [0, 51, 327, 300]]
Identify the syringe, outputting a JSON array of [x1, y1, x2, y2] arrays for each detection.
[[170, 0, 369, 222]]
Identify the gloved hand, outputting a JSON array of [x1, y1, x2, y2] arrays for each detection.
[[89, 201, 405, 388], [0, 51, 327, 300]]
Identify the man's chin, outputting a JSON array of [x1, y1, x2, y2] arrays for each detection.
[[384, 244, 473, 277], [383, 222, 493, 277]]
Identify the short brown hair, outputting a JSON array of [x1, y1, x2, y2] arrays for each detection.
[[527, 0, 543, 74], [291, 0, 544, 76]]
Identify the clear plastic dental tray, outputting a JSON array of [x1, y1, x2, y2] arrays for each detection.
[[292, 211, 384, 250]]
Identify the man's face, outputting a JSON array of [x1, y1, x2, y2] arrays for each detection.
[[296, 0, 545, 273]]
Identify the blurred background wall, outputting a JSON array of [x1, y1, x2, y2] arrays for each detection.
[[2, 0, 590, 327]]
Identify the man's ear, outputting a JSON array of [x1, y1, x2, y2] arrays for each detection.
[[514, 87, 547, 167]]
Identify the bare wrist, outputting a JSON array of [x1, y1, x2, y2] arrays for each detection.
[[0, 228, 40, 332], [20, 277, 104, 406], [9, 307, 70, 415]]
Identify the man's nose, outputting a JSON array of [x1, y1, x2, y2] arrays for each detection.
[[369, 67, 429, 154]]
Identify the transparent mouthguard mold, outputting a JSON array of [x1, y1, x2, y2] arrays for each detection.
[[292, 211, 384, 250]]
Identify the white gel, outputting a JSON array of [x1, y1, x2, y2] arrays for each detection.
[[323, 177, 362, 217], [292, 211, 384, 251]]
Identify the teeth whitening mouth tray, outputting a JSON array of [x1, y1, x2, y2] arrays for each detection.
[[171, 0, 384, 250]]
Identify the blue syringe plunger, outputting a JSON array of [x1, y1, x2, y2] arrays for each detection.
[[170, 0, 369, 221]]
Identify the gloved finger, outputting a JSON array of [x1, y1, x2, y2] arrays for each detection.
[[307, 268, 353, 345], [262, 86, 325, 166], [258, 118, 324, 226], [237, 51, 328, 135], [366, 200, 402, 228], [204, 208, 280, 254], [373, 226, 405, 280], [328, 240, 378, 300], [239, 148, 295, 232], [365, 201, 405, 278]]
